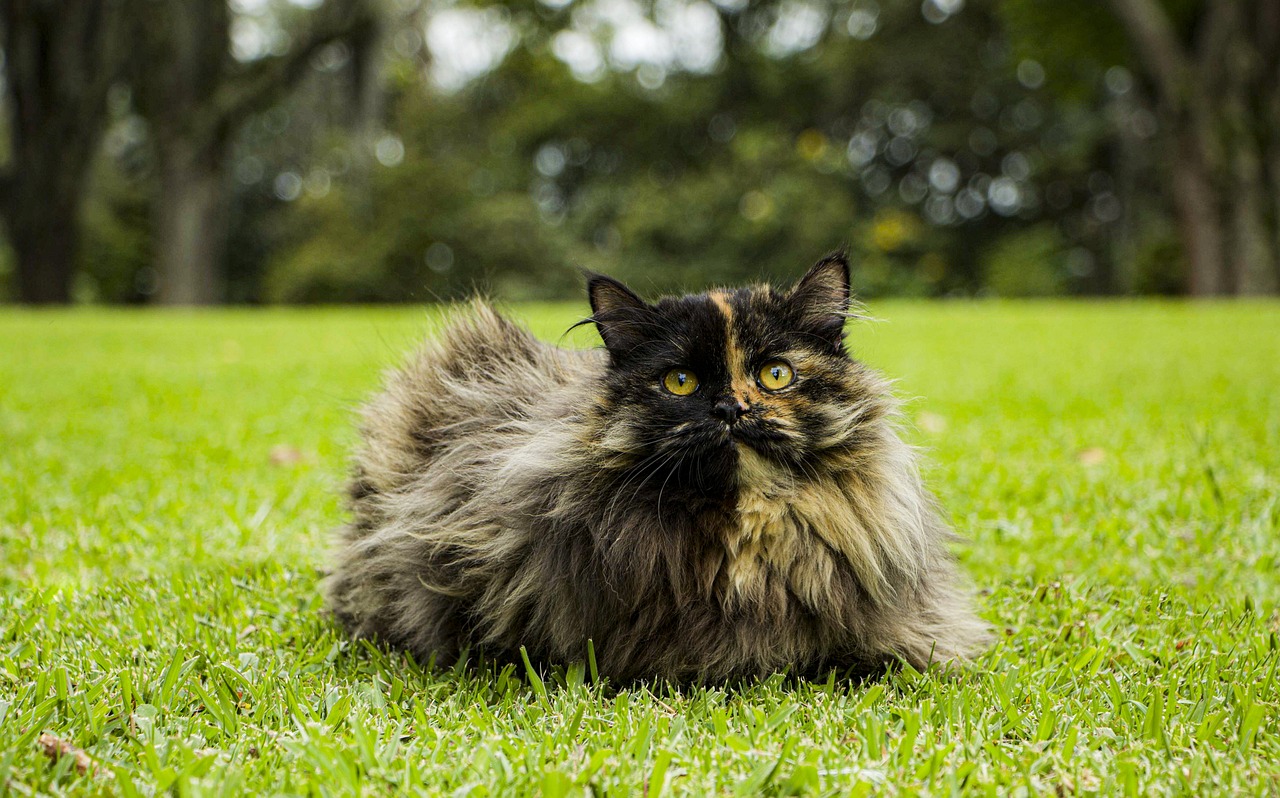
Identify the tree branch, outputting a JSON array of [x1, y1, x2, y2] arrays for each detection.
[[1257, 0, 1280, 85], [0, 170, 12, 222], [210, 0, 375, 134], [1104, 0, 1188, 108], [1193, 0, 1237, 78]]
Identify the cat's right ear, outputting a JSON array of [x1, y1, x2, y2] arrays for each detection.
[[787, 252, 852, 348], [586, 273, 652, 358]]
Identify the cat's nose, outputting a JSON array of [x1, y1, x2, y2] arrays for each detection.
[[712, 396, 749, 425]]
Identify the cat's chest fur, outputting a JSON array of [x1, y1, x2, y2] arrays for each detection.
[[708, 448, 864, 618]]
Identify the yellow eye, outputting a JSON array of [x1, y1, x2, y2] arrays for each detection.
[[662, 368, 699, 396], [758, 360, 795, 391]]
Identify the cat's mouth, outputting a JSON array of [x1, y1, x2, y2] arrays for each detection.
[[659, 420, 795, 464], [724, 421, 793, 452]]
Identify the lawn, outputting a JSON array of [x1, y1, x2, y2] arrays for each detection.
[[2, 301, 1278, 796]]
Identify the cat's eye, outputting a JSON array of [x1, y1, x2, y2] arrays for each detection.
[[662, 368, 700, 396], [757, 360, 795, 391]]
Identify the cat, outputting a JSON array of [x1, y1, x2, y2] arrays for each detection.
[[326, 253, 988, 682]]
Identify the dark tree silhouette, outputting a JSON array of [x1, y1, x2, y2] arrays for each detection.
[[0, 0, 127, 303], [126, 0, 375, 304], [1106, 0, 1280, 295]]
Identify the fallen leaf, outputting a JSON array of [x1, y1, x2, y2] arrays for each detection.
[[269, 445, 305, 466], [37, 733, 103, 777], [1077, 447, 1106, 466]]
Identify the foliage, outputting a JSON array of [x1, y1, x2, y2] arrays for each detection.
[[1129, 230, 1185, 296], [76, 145, 155, 304], [981, 223, 1067, 296], [263, 89, 580, 303], [2, 302, 1279, 793], [995, 0, 1130, 99], [0, 0, 1200, 303]]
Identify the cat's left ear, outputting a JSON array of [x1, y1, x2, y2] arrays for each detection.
[[788, 252, 851, 346], [586, 273, 653, 360]]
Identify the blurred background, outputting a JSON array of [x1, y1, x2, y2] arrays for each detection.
[[1, 0, 1277, 305]]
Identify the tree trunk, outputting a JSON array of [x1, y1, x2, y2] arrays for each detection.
[[1255, 0, 1280, 292], [1271, 110, 1280, 291], [154, 139, 229, 305], [6, 190, 79, 303], [1105, 0, 1259, 296], [1227, 139, 1278, 295], [126, 0, 375, 305], [1169, 129, 1226, 296], [0, 0, 124, 304], [1219, 5, 1278, 295]]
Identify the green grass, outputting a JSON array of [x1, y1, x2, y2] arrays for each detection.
[[2, 301, 1278, 796]]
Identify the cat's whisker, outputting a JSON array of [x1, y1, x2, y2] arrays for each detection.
[[595, 422, 700, 464], [603, 441, 690, 527], [607, 447, 686, 549], [655, 442, 696, 537]]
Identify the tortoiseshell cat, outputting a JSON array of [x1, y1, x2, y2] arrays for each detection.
[[327, 254, 987, 681]]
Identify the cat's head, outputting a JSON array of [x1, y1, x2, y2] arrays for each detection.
[[585, 253, 889, 490]]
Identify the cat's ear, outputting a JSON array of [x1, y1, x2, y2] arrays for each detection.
[[586, 273, 652, 358], [788, 252, 851, 344]]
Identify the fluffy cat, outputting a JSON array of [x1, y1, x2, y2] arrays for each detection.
[[326, 254, 987, 682]]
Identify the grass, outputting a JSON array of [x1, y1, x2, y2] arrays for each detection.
[[1, 300, 1278, 796]]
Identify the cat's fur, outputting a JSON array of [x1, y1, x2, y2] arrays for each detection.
[[326, 254, 988, 682]]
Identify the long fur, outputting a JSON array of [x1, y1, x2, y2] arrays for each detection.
[[327, 257, 988, 682]]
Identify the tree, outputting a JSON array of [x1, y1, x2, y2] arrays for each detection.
[[125, 0, 375, 304], [1104, 0, 1279, 295], [266, 0, 1134, 301], [0, 0, 127, 303]]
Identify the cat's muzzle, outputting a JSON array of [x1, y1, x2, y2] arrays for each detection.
[[711, 396, 750, 425]]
